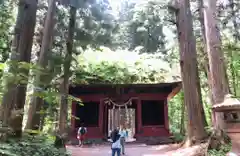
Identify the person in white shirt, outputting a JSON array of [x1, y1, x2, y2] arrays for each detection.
[[111, 129, 121, 156], [119, 126, 127, 155]]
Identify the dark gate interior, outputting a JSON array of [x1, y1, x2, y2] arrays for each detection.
[[141, 100, 165, 126], [75, 101, 99, 128]]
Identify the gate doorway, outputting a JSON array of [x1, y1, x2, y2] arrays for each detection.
[[108, 108, 136, 139], [103, 98, 138, 142]]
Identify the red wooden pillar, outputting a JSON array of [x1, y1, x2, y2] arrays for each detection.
[[164, 100, 169, 132], [99, 100, 104, 137], [137, 99, 142, 133], [103, 102, 108, 138]]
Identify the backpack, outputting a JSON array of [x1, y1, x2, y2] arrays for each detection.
[[79, 127, 86, 135]]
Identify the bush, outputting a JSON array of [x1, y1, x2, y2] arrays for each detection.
[[0, 134, 70, 156], [208, 143, 231, 156], [172, 133, 185, 143]]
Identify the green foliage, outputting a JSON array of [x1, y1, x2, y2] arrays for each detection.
[[208, 143, 231, 156], [168, 91, 184, 134], [0, 135, 70, 156], [172, 133, 184, 143], [223, 40, 240, 97], [0, 0, 15, 62], [72, 47, 173, 84], [112, 0, 168, 53], [0, 61, 45, 88]]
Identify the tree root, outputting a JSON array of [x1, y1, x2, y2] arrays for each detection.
[[54, 132, 69, 149], [204, 129, 230, 155], [207, 129, 230, 150], [181, 135, 208, 148], [177, 130, 229, 156], [0, 127, 13, 141]]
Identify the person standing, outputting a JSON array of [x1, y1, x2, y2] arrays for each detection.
[[111, 129, 121, 156], [119, 126, 127, 155], [77, 123, 87, 147]]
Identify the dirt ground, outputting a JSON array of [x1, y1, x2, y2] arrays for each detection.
[[66, 144, 179, 156], [66, 143, 207, 156]]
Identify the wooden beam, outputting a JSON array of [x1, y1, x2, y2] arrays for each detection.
[[167, 84, 182, 101]]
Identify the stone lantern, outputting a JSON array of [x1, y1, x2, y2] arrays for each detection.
[[212, 94, 240, 156]]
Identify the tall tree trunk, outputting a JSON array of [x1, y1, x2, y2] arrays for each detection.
[[174, 0, 208, 146], [1, 0, 38, 138], [0, 0, 25, 128], [196, 64, 208, 127], [58, 6, 76, 134], [198, 0, 215, 125], [198, 0, 210, 94], [203, 0, 230, 130], [25, 0, 56, 130]]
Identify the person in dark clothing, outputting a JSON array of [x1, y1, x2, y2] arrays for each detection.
[[111, 129, 121, 156]]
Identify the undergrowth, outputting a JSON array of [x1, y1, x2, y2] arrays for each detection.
[[0, 134, 70, 156], [208, 143, 231, 156], [172, 133, 185, 143]]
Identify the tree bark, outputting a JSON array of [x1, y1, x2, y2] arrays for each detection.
[[1, 0, 38, 138], [198, 0, 215, 125], [58, 6, 76, 134], [196, 63, 208, 127], [203, 0, 230, 130], [174, 0, 208, 145], [1, 0, 25, 128], [25, 0, 56, 130]]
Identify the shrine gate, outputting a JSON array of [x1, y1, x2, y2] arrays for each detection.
[[69, 82, 181, 141]]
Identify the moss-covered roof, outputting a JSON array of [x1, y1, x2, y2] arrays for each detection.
[[213, 94, 240, 112]]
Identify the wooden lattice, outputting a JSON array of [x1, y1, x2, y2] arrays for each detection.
[[224, 111, 240, 123]]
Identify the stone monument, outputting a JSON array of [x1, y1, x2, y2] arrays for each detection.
[[212, 94, 240, 156]]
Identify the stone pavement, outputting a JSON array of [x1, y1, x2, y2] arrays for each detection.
[[67, 144, 179, 156]]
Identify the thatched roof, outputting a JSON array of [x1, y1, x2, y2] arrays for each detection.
[[69, 81, 182, 100]]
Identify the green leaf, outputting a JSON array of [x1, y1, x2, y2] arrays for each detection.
[[0, 63, 6, 70]]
